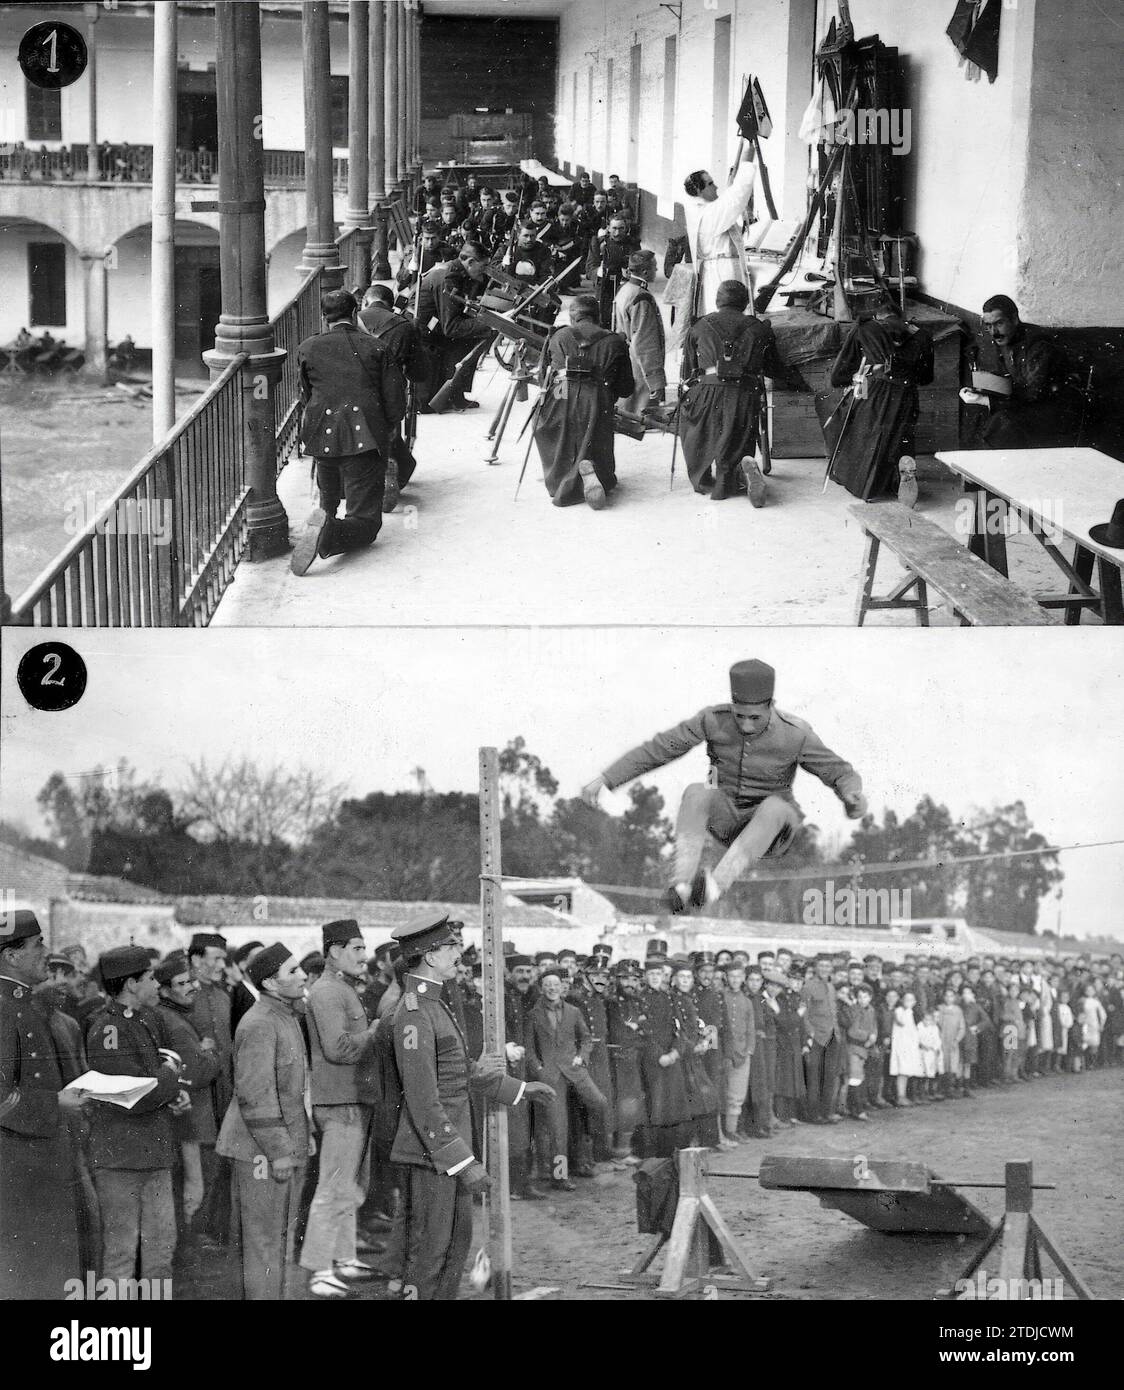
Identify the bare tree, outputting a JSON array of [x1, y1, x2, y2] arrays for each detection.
[[180, 758, 347, 846]]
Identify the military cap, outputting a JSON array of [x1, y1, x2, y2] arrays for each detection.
[[668, 956, 694, 974], [557, 948, 578, 962], [615, 958, 641, 975], [391, 910, 458, 956], [372, 941, 398, 963], [233, 940, 265, 966], [322, 919, 363, 951], [650, 938, 669, 956], [507, 954, 532, 968], [45, 952, 77, 973], [756, 950, 776, 960], [99, 944, 152, 986], [863, 954, 882, 963], [300, 951, 325, 975], [188, 932, 227, 955], [589, 943, 613, 961], [691, 950, 716, 967], [729, 659, 775, 705], [628, 250, 654, 273], [154, 953, 189, 985], [534, 952, 557, 965], [585, 957, 611, 977], [644, 952, 669, 967], [461, 944, 480, 965], [420, 217, 442, 234], [246, 942, 294, 989], [0, 907, 44, 946], [538, 967, 564, 983]]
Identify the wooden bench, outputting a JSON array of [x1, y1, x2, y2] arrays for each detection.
[[850, 502, 1047, 626]]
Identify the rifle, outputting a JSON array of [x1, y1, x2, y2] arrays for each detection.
[[669, 379, 687, 490], [447, 255, 582, 351], [514, 363, 556, 500]]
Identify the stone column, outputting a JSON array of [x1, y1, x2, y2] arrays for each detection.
[[204, 0, 289, 562], [343, 0, 373, 291], [384, 0, 400, 194], [396, 0, 408, 190], [368, 0, 391, 278], [80, 252, 109, 385], [299, 0, 343, 287], [83, 3, 99, 180], [411, 1, 424, 180], [151, 0, 177, 437]]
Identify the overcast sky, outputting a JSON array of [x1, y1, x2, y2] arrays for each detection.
[[3, 627, 1122, 940]]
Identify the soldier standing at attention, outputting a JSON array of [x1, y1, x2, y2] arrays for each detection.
[[583, 660, 866, 914], [217, 945, 313, 1300], [389, 913, 554, 1301], [612, 249, 667, 417]]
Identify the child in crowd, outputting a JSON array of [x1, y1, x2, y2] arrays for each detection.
[[1020, 987, 1041, 1078], [937, 987, 967, 1098], [1077, 983, 1107, 1071], [916, 1009, 942, 1100], [1056, 989, 1074, 1071], [959, 985, 987, 1096], [843, 982, 878, 1119], [1001, 982, 1026, 1083], [890, 991, 923, 1106]]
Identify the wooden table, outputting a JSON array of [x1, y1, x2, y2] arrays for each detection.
[[935, 447, 1124, 624]]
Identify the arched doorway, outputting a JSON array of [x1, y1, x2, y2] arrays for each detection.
[[112, 219, 221, 378], [0, 217, 79, 343]]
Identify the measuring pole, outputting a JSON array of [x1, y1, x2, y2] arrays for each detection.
[[478, 746, 513, 1300]]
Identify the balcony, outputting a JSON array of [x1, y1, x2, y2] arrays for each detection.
[[0, 145, 348, 191]]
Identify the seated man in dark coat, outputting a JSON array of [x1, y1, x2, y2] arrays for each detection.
[[291, 289, 402, 575], [395, 219, 455, 294], [824, 292, 934, 503], [680, 279, 803, 502], [533, 293, 635, 510], [968, 294, 1083, 449], [416, 240, 493, 411], [494, 221, 553, 288]]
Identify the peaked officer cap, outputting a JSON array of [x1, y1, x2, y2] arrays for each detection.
[[391, 911, 458, 956]]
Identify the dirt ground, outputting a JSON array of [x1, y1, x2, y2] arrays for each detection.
[[0, 375, 203, 602], [499, 1067, 1123, 1301], [173, 1066, 1122, 1302]]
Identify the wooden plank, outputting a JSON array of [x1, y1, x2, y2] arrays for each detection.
[[997, 1213, 1031, 1288], [849, 503, 1045, 625], [816, 1187, 991, 1236], [759, 1154, 932, 1193], [1030, 1218, 1097, 1301]]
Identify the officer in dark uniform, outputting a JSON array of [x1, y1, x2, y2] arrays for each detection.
[[691, 951, 730, 1149], [606, 958, 648, 1161], [586, 214, 641, 328], [638, 952, 692, 1157], [0, 909, 84, 1300], [584, 660, 867, 915], [504, 954, 547, 1200], [291, 288, 403, 575], [389, 912, 554, 1300], [568, 945, 615, 1168]]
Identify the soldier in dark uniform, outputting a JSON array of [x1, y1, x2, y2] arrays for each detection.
[[638, 954, 692, 1157], [587, 215, 641, 328], [583, 659, 866, 915], [579, 189, 610, 240], [186, 930, 231, 1247], [568, 170, 597, 208], [972, 294, 1082, 449], [0, 909, 85, 1300], [539, 202, 589, 292], [389, 913, 554, 1300], [533, 293, 635, 510], [681, 279, 804, 502], [568, 946, 615, 1168], [503, 954, 547, 1200], [742, 965, 777, 1138], [416, 241, 493, 411], [669, 958, 719, 1147], [396, 219, 456, 294], [291, 289, 403, 575], [691, 951, 729, 1149], [606, 959, 648, 1161], [85, 945, 189, 1288], [494, 221, 553, 288]]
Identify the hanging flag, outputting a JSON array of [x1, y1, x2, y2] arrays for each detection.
[[946, 0, 1002, 85]]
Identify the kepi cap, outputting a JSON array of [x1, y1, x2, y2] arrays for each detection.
[[729, 659, 775, 705]]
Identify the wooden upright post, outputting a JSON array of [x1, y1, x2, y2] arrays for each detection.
[[478, 746, 513, 1301]]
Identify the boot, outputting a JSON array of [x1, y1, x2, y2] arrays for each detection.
[[709, 462, 746, 501], [742, 455, 767, 508]]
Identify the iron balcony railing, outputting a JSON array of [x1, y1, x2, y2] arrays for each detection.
[[271, 267, 323, 475], [10, 355, 250, 628], [0, 145, 349, 190]]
